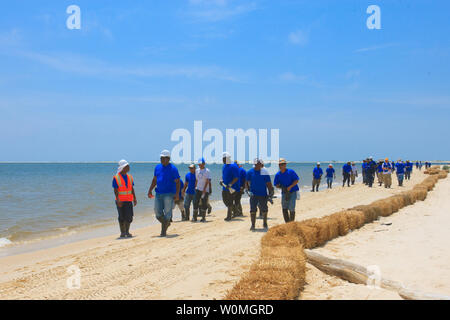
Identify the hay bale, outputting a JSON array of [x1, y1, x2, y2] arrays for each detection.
[[297, 224, 318, 249], [371, 199, 394, 217], [261, 232, 301, 248], [301, 216, 340, 246], [254, 249, 306, 280], [411, 188, 427, 201], [225, 270, 300, 300], [351, 205, 381, 223], [438, 171, 448, 179], [327, 211, 350, 236], [387, 195, 404, 212], [344, 210, 366, 230], [400, 191, 416, 206]]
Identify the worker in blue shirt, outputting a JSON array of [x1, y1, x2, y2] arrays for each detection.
[[246, 158, 274, 231], [325, 164, 336, 189], [395, 160, 406, 186], [377, 161, 384, 186], [182, 164, 196, 221], [342, 162, 352, 187], [405, 160, 413, 180], [221, 152, 240, 221], [362, 160, 368, 185], [312, 162, 323, 192], [274, 158, 300, 223], [382, 158, 393, 188]]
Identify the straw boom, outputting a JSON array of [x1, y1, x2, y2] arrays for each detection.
[[225, 167, 448, 300]]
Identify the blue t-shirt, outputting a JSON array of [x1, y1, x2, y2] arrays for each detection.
[[246, 168, 271, 196], [185, 172, 196, 195], [313, 167, 323, 179], [406, 163, 413, 172], [342, 164, 352, 174], [395, 163, 406, 174], [326, 168, 335, 178], [239, 167, 247, 188], [382, 162, 392, 172], [222, 163, 240, 191], [362, 163, 368, 171], [377, 164, 383, 173], [112, 174, 135, 189], [274, 169, 300, 193], [154, 163, 180, 194]]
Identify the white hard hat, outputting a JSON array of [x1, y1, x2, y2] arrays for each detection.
[[160, 150, 171, 158], [117, 159, 129, 174]]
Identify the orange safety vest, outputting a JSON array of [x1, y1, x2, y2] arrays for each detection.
[[114, 173, 134, 202]]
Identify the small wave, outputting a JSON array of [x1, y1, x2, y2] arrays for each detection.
[[0, 238, 12, 248]]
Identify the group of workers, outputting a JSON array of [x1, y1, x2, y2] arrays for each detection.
[[113, 151, 426, 238]]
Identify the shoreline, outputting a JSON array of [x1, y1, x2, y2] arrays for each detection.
[[0, 170, 440, 299]]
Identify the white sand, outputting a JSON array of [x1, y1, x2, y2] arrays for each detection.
[[301, 173, 450, 299], [0, 170, 443, 299]]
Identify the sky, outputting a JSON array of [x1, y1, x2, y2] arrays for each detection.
[[0, 0, 449, 162]]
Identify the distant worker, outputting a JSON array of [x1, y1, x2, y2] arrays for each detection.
[[366, 157, 377, 187], [419, 161, 423, 171], [221, 152, 240, 221], [395, 160, 406, 187], [147, 150, 180, 237], [312, 162, 323, 192], [362, 160, 368, 185], [246, 158, 274, 231], [194, 158, 211, 222], [274, 158, 300, 223], [342, 162, 352, 187], [182, 164, 197, 221], [350, 162, 358, 185], [325, 164, 336, 189], [405, 160, 413, 180], [376, 160, 384, 186], [382, 158, 393, 188], [113, 160, 137, 238]]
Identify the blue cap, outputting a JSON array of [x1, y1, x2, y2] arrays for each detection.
[[198, 157, 205, 164]]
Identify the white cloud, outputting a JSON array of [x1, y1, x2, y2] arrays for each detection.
[[355, 43, 399, 53], [278, 72, 307, 82], [288, 30, 308, 46]]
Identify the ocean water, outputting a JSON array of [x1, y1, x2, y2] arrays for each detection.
[[0, 162, 363, 252]]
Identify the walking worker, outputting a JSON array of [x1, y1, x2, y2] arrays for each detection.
[[234, 161, 246, 217], [366, 157, 377, 188], [377, 160, 384, 186], [221, 152, 240, 221], [147, 150, 181, 237], [362, 160, 368, 185], [350, 162, 358, 185], [274, 158, 300, 223], [405, 160, 413, 180], [112, 160, 137, 238], [312, 162, 323, 192], [246, 158, 274, 231], [382, 158, 393, 188], [325, 164, 336, 189], [342, 162, 352, 187], [193, 158, 211, 222], [395, 160, 406, 186], [182, 164, 196, 221]]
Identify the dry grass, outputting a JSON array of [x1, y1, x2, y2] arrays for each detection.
[[226, 169, 448, 300]]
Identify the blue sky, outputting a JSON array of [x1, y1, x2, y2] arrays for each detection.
[[0, 0, 449, 162]]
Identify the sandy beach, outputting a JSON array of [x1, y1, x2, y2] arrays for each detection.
[[0, 170, 447, 300]]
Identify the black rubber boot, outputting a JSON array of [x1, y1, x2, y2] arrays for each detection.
[[224, 208, 232, 221], [125, 222, 132, 238], [289, 210, 295, 222], [200, 209, 206, 222], [207, 203, 212, 214], [192, 209, 198, 222], [119, 221, 126, 238], [160, 221, 166, 237], [282, 209, 290, 223], [250, 213, 256, 231], [184, 207, 190, 221], [262, 212, 268, 229]]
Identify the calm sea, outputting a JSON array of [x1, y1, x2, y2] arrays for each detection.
[[0, 162, 366, 253]]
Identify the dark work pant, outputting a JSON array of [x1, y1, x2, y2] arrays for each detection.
[[343, 173, 351, 186], [250, 195, 268, 213], [222, 190, 239, 216], [116, 201, 133, 223], [235, 190, 243, 215], [194, 190, 209, 215]]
